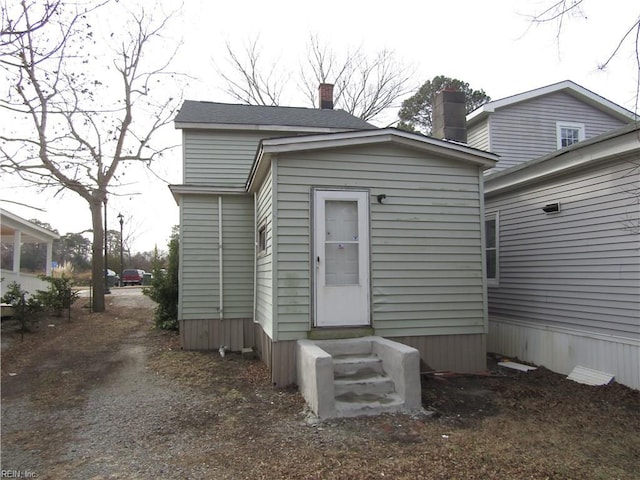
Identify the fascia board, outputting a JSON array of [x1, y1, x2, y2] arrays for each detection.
[[174, 122, 350, 133], [485, 130, 640, 196], [168, 184, 247, 203], [260, 129, 499, 167], [0, 210, 60, 241], [467, 80, 638, 124]]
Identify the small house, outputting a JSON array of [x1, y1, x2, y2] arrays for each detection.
[[171, 87, 498, 386]]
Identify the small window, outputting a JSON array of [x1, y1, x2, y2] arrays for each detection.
[[485, 213, 498, 286], [257, 223, 267, 254], [556, 122, 585, 149]]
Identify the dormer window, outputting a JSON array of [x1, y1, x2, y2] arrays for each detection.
[[556, 122, 585, 149]]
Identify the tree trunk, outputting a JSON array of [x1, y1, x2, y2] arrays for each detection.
[[90, 200, 105, 312]]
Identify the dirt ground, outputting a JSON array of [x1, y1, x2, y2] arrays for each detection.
[[1, 290, 639, 479]]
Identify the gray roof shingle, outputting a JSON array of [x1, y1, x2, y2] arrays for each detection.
[[175, 100, 376, 130]]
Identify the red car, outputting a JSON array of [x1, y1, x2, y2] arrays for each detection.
[[121, 269, 145, 286]]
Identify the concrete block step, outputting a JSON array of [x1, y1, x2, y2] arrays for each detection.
[[334, 392, 405, 418], [320, 340, 373, 357], [334, 374, 396, 397], [333, 355, 384, 378]]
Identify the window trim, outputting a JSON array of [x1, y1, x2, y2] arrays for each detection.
[[257, 221, 267, 255], [485, 212, 499, 287], [556, 122, 585, 149]]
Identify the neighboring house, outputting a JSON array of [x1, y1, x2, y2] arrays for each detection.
[[467, 80, 637, 173], [470, 82, 640, 390], [171, 87, 498, 386], [1, 209, 59, 298]]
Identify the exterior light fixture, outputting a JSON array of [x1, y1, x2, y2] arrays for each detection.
[[377, 194, 387, 204]]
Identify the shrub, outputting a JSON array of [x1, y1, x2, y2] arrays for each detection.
[[1, 281, 43, 338], [34, 274, 79, 317], [143, 235, 179, 330]]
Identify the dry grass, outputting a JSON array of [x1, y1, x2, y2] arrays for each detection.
[[2, 296, 639, 479]]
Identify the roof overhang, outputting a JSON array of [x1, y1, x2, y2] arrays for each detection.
[[467, 80, 638, 127], [246, 128, 499, 193], [168, 184, 247, 204], [485, 124, 640, 197], [174, 122, 361, 134], [0, 209, 60, 243]]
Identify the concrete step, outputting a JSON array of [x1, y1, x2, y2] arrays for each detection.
[[333, 354, 384, 378], [334, 392, 405, 418], [334, 374, 396, 397], [321, 340, 373, 357]]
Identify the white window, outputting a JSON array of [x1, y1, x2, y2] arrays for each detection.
[[257, 222, 267, 254], [556, 122, 585, 149], [485, 213, 499, 286]]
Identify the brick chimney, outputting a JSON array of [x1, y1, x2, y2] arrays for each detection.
[[432, 89, 467, 143], [318, 83, 334, 109]]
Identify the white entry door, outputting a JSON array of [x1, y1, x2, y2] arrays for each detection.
[[314, 190, 370, 327]]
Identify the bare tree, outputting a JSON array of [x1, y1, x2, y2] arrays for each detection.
[[525, 0, 640, 110], [0, 0, 182, 312], [218, 34, 414, 123], [217, 37, 284, 106]]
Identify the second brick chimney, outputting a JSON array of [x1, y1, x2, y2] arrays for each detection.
[[319, 83, 334, 109], [432, 89, 467, 143]]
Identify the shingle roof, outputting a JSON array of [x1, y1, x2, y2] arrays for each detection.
[[175, 100, 376, 130]]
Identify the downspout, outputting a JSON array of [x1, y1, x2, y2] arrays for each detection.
[[253, 192, 258, 323], [218, 196, 224, 322]]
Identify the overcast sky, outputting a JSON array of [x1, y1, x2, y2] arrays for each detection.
[[3, 0, 638, 252]]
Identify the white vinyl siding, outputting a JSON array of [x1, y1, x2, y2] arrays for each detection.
[[485, 212, 499, 286], [485, 157, 640, 339], [481, 92, 627, 173], [274, 144, 487, 341], [255, 168, 274, 338], [467, 121, 490, 152], [179, 194, 254, 321]]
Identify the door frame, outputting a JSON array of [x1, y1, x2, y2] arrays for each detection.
[[311, 188, 371, 328]]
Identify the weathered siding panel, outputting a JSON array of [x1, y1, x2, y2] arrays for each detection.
[[221, 195, 254, 318], [183, 130, 280, 186], [397, 334, 487, 373], [486, 157, 640, 339], [256, 168, 274, 338], [275, 144, 487, 341], [180, 318, 254, 351], [488, 318, 639, 390], [486, 92, 627, 172], [180, 195, 220, 320], [467, 121, 490, 152]]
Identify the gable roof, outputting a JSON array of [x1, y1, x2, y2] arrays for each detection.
[[174, 100, 376, 132], [246, 128, 499, 192], [484, 123, 640, 196], [467, 80, 638, 126]]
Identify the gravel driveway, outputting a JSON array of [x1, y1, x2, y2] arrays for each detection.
[[2, 289, 639, 479]]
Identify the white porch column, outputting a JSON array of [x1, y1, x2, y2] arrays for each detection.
[[46, 240, 53, 276], [12, 230, 21, 273]]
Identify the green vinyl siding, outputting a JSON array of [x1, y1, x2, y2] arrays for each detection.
[[274, 144, 487, 341], [255, 168, 274, 338], [183, 130, 284, 186], [179, 194, 254, 321], [221, 195, 254, 318], [180, 195, 220, 320]]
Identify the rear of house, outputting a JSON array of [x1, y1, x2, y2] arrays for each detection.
[[484, 125, 640, 389], [171, 89, 499, 386], [247, 129, 497, 385]]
